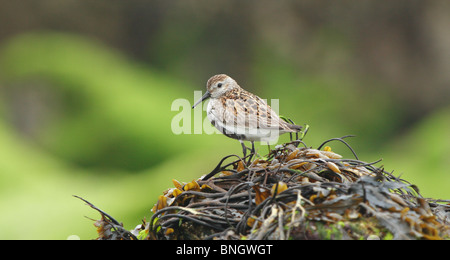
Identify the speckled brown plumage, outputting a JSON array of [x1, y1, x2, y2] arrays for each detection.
[[193, 74, 302, 143]]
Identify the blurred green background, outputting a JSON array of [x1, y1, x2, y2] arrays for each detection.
[[0, 1, 449, 239]]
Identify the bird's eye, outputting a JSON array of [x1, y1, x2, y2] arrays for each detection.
[[217, 83, 223, 88]]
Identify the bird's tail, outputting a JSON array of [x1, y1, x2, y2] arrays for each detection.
[[282, 121, 303, 132]]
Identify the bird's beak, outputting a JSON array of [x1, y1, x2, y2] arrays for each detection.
[[192, 91, 211, 108]]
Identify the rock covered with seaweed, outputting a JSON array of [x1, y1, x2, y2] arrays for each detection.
[[77, 136, 450, 240]]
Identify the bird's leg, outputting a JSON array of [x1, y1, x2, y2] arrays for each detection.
[[293, 131, 300, 147], [247, 141, 255, 165], [240, 140, 247, 160]]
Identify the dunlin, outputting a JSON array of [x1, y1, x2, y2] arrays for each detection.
[[192, 74, 302, 161]]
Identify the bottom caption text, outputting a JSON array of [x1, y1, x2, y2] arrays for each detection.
[[176, 244, 273, 257]]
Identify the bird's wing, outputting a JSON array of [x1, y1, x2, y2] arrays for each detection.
[[217, 95, 286, 131]]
